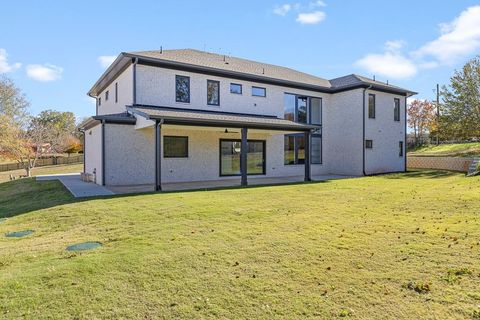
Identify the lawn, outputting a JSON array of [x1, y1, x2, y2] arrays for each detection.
[[0, 171, 479, 319], [0, 163, 83, 183], [409, 142, 480, 158]]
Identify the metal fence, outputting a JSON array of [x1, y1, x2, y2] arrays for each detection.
[[0, 155, 84, 172]]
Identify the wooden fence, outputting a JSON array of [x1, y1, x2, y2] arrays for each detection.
[[0, 155, 84, 172], [407, 156, 473, 173]]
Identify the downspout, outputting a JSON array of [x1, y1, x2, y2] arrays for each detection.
[[132, 57, 138, 105], [362, 85, 373, 176]]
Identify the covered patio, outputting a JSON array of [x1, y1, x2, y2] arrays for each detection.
[[128, 105, 321, 192]]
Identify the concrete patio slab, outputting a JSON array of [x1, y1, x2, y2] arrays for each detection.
[[36, 174, 114, 198]]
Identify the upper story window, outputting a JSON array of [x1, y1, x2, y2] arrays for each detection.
[[115, 82, 118, 103], [368, 94, 375, 119], [283, 93, 322, 125], [365, 139, 373, 149], [394, 98, 400, 121], [399, 141, 403, 157], [207, 80, 220, 106], [98, 97, 101, 106], [175, 75, 190, 103], [252, 86, 266, 97], [105, 90, 109, 101], [230, 83, 242, 94]]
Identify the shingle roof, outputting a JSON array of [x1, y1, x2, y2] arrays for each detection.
[[128, 105, 318, 131], [330, 74, 411, 92], [129, 49, 332, 88]]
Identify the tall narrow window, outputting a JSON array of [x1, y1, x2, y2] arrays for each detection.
[[297, 97, 307, 124], [394, 98, 400, 121], [207, 80, 220, 105], [399, 141, 403, 157], [115, 82, 118, 103], [98, 97, 101, 106], [311, 134, 322, 164], [105, 90, 109, 101], [284, 94, 296, 121], [175, 75, 190, 103], [284, 134, 305, 165], [368, 94, 375, 119], [310, 97, 322, 125]]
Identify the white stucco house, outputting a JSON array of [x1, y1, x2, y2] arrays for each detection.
[[81, 49, 415, 191]]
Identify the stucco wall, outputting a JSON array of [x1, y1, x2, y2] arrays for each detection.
[[84, 123, 103, 185], [407, 156, 472, 172], [97, 65, 133, 116], [364, 90, 406, 174]]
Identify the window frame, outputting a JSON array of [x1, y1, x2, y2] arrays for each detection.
[[394, 98, 400, 122], [115, 82, 118, 103], [399, 141, 404, 157], [311, 133, 322, 164], [163, 136, 189, 158], [252, 86, 266, 97], [283, 93, 323, 125], [309, 97, 322, 125], [219, 139, 266, 176], [105, 90, 109, 101], [230, 83, 242, 94], [98, 97, 101, 106], [365, 139, 373, 149], [175, 75, 191, 103], [368, 94, 376, 119], [206, 79, 220, 106]]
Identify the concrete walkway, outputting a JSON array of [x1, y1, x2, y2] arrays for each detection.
[[36, 173, 114, 198]]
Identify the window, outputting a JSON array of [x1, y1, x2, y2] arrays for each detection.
[[297, 97, 307, 124], [399, 141, 403, 157], [394, 98, 400, 121], [284, 94, 296, 121], [230, 83, 242, 94], [365, 139, 373, 149], [164, 136, 188, 158], [284, 134, 305, 165], [98, 97, 101, 106], [175, 75, 190, 103], [105, 90, 109, 101], [115, 82, 118, 103], [368, 94, 375, 119], [310, 97, 322, 125], [311, 134, 322, 164], [207, 80, 220, 105], [220, 140, 265, 176], [252, 86, 266, 97]]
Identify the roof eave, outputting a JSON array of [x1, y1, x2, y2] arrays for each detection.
[[87, 53, 132, 97]]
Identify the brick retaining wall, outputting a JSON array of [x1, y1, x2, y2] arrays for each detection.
[[407, 156, 473, 173]]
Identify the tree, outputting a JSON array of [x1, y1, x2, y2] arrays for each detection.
[[440, 55, 480, 140], [32, 110, 76, 154], [0, 76, 29, 122], [407, 99, 437, 146], [61, 135, 82, 156]]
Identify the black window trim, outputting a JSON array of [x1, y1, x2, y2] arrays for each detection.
[[399, 141, 404, 157], [175, 75, 191, 103], [368, 93, 376, 119], [219, 138, 266, 177], [163, 135, 189, 158], [311, 133, 322, 164], [394, 97, 400, 122], [115, 82, 118, 103], [207, 79, 220, 106], [284, 92, 323, 125], [105, 90, 109, 101], [252, 86, 266, 97], [230, 83, 242, 94], [365, 139, 373, 149], [98, 97, 101, 106]]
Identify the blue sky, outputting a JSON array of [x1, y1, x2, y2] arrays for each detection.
[[1, 0, 480, 120]]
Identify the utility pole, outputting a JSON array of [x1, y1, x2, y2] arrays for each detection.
[[436, 83, 440, 145]]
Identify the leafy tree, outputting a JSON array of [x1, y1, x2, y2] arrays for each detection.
[[61, 135, 82, 156], [0, 76, 29, 123], [407, 99, 436, 146], [32, 110, 76, 154], [440, 56, 480, 140]]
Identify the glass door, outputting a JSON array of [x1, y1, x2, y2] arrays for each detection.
[[220, 140, 266, 176]]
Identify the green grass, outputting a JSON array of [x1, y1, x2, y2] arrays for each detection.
[[409, 142, 480, 157], [1, 171, 480, 319], [0, 163, 83, 183]]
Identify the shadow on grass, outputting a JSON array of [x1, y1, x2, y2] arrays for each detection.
[[383, 169, 461, 180], [0, 177, 332, 218]]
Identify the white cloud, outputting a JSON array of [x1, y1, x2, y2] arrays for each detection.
[[355, 40, 417, 79], [0, 49, 21, 73], [98, 55, 116, 68], [26, 64, 63, 82], [415, 5, 480, 64], [274, 4, 292, 16], [296, 11, 326, 24], [310, 0, 326, 7]]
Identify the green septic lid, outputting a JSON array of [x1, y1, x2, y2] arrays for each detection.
[[66, 242, 102, 251], [6, 230, 34, 237]]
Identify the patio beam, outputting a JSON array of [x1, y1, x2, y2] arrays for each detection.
[[304, 130, 311, 182], [155, 120, 162, 191], [240, 127, 248, 186]]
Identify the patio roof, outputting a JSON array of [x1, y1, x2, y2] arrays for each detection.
[[127, 105, 320, 132]]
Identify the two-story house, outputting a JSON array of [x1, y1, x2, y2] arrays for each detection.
[[81, 49, 415, 191]]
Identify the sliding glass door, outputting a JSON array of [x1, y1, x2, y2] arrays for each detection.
[[220, 139, 266, 176]]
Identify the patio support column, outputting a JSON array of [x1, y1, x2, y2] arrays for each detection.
[[304, 130, 311, 182], [240, 127, 248, 186], [155, 120, 162, 191]]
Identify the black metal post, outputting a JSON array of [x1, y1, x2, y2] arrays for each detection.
[[304, 130, 311, 182], [240, 127, 248, 186], [155, 120, 162, 191]]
